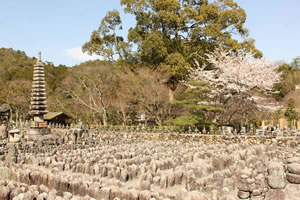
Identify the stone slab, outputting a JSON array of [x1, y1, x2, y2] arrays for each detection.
[[0, 167, 10, 180], [286, 173, 300, 184]]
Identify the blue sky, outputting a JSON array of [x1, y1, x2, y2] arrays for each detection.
[[0, 0, 299, 66]]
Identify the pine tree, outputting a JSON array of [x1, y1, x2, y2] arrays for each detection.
[[284, 98, 298, 127], [170, 81, 222, 127]]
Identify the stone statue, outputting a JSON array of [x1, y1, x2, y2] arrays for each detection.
[[0, 121, 7, 139]]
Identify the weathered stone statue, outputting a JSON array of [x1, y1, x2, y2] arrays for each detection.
[[0, 122, 7, 139], [0, 104, 11, 139], [6, 144, 17, 163]]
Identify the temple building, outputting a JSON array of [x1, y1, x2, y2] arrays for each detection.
[[44, 112, 72, 125]]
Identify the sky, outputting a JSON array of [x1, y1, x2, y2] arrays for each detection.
[[0, 0, 299, 66]]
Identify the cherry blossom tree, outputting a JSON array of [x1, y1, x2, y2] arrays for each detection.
[[190, 47, 282, 125], [191, 48, 281, 96]]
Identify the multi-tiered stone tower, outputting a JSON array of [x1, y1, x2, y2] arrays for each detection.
[[26, 52, 49, 141]]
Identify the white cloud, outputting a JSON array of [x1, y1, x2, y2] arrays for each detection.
[[65, 47, 102, 62]]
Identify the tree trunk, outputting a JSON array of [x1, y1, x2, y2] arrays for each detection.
[[155, 117, 162, 127], [16, 110, 19, 128], [102, 109, 108, 126], [168, 88, 174, 102], [122, 110, 127, 126]]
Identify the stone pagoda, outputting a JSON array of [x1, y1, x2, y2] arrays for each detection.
[[26, 51, 50, 141]]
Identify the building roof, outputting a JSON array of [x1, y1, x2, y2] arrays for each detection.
[[44, 112, 71, 120]]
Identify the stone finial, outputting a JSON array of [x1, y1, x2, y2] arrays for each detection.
[[38, 51, 41, 62]]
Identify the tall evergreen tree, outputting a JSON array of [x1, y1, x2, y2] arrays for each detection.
[[291, 56, 300, 69], [83, 0, 262, 82], [284, 98, 298, 127], [170, 81, 222, 127]]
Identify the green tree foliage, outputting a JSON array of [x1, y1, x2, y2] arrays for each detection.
[[0, 48, 35, 82], [272, 109, 282, 125], [291, 56, 300, 69], [82, 10, 131, 62], [170, 81, 222, 127], [277, 64, 294, 79], [284, 98, 298, 126], [273, 64, 300, 100], [45, 64, 68, 94], [3, 80, 31, 120], [84, 0, 262, 81], [0, 48, 68, 90], [0, 48, 35, 117]]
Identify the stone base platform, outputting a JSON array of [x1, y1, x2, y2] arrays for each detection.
[[25, 128, 51, 142]]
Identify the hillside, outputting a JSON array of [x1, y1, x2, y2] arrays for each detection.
[[0, 48, 35, 82], [0, 48, 69, 118]]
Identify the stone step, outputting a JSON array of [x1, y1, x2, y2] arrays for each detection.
[[30, 104, 48, 109], [31, 97, 47, 101], [30, 110, 48, 115], [31, 92, 46, 97], [31, 88, 46, 92]]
